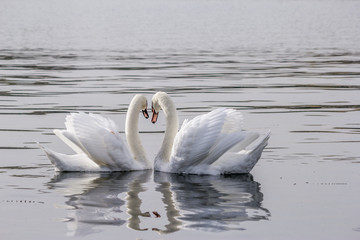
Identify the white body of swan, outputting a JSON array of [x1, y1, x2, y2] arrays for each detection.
[[151, 92, 270, 175], [41, 94, 151, 172]]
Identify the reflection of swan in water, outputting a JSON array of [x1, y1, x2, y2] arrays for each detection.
[[154, 172, 270, 232], [47, 171, 152, 237], [48, 171, 270, 236]]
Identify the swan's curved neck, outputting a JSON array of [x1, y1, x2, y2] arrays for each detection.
[[125, 97, 149, 166], [155, 95, 179, 167]]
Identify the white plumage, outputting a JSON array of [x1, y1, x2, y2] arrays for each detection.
[[151, 92, 270, 175], [40, 94, 151, 172]]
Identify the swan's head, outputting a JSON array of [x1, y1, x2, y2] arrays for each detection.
[[131, 94, 149, 119], [151, 91, 171, 124]]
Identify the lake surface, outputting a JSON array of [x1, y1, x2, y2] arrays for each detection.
[[1, 0, 360, 239]]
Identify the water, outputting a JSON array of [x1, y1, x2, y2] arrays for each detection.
[[1, 0, 360, 239]]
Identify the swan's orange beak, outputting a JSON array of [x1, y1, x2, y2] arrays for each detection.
[[142, 109, 149, 119], [151, 107, 158, 124]]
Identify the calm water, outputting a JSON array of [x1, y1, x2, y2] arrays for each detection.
[[1, 0, 360, 239]]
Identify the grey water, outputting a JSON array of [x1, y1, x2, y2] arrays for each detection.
[[1, 0, 360, 239]]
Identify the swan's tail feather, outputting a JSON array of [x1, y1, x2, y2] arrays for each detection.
[[38, 144, 61, 171], [246, 130, 270, 152], [39, 144, 108, 172], [211, 130, 270, 174], [242, 130, 271, 171]]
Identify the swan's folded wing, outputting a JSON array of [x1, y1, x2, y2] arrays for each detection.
[[65, 112, 134, 169], [170, 108, 244, 170]]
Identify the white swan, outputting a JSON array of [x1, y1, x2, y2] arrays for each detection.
[[41, 94, 151, 172], [151, 92, 270, 175]]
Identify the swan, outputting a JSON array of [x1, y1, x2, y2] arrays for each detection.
[[40, 94, 151, 172], [151, 92, 270, 175]]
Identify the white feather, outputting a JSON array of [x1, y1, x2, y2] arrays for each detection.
[[67, 112, 134, 169], [40, 94, 150, 172], [152, 92, 270, 175], [40, 145, 110, 172]]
